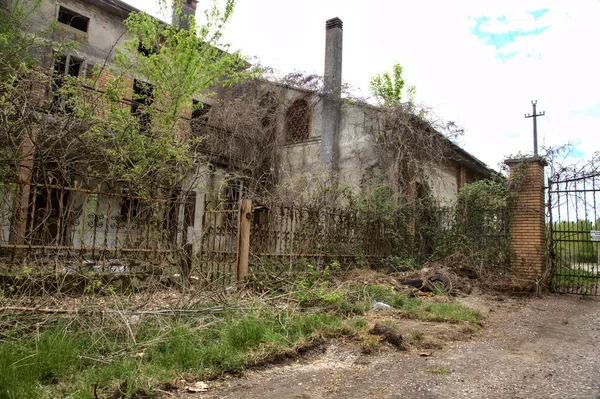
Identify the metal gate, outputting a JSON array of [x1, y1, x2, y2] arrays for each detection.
[[548, 169, 600, 295]]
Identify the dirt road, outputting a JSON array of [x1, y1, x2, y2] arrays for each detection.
[[185, 295, 600, 399]]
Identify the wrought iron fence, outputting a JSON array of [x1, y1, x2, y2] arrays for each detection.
[[197, 198, 240, 285], [247, 201, 510, 272], [548, 171, 600, 295], [249, 203, 399, 269], [0, 180, 195, 274], [426, 205, 510, 272]]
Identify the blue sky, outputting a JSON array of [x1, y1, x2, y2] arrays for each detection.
[[124, 0, 599, 169]]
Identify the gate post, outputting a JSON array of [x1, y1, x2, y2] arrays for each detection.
[[236, 199, 252, 281], [504, 156, 548, 279]]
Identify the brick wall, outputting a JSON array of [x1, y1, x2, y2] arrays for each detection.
[[504, 156, 547, 278]]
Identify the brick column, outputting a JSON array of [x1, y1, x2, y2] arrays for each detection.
[[504, 156, 547, 278]]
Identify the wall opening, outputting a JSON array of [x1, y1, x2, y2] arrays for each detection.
[[58, 6, 89, 32], [131, 80, 155, 132], [285, 98, 311, 143]]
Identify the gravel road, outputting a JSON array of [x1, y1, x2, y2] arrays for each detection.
[[180, 295, 600, 399]]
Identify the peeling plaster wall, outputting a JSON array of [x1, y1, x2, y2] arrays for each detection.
[[337, 103, 378, 192], [23, 0, 130, 68], [428, 163, 460, 204], [278, 99, 474, 203]]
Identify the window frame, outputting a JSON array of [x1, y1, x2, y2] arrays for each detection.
[[57, 6, 90, 33], [285, 97, 312, 143]]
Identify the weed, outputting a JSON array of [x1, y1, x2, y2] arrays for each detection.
[[347, 318, 368, 330], [460, 324, 481, 334], [295, 260, 344, 307], [426, 366, 451, 374], [420, 303, 482, 324], [410, 330, 424, 341]]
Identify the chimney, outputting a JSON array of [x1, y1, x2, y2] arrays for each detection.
[[321, 17, 343, 174], [172, 0, 198, 31]]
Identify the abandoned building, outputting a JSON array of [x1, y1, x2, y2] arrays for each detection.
[[0, 0, 494, 272]]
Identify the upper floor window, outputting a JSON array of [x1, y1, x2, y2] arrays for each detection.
[[57, 6, 89, 32], [191, 100, 211, 135], [131, 80, 154, 132], [285, 98, 310, 143], [54, 54, 84, 78], [52, 53, 84, 111]]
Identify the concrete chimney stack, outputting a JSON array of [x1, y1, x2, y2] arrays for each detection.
[[173, 0, 198, 31], [321, 17, 343, 173]]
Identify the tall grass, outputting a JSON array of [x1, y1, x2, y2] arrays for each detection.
[[0, 310, 350, 399]]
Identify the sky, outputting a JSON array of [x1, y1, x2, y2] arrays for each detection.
[[123, 0, 600, 170]]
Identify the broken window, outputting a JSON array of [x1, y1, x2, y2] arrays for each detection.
[[191, 99, 211, 135], [52, 53, 84, 111], [285, 98, 310, 143], [131, 80, 154, 132], [57, 6, 89, 32], [137, 41, 158, 57]]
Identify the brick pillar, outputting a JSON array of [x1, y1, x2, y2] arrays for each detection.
[[504, 156, 547, 278]]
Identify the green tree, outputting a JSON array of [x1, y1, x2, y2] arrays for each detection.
[[0, 0, 251, 193], [369, 63, 416, 107]]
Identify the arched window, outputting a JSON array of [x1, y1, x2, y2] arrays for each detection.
[[285, 98, 310, 143]]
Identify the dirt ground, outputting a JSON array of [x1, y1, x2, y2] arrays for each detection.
[[177, 294, 600, 399]]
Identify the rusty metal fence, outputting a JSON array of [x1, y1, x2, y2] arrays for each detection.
[[249, 204, 397, 267], [0, 180, 195, 274]]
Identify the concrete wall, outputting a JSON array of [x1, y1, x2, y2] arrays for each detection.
[[277, 96, 472, 203], [23, 0, 130, 68], [428, 163, 460, 204]]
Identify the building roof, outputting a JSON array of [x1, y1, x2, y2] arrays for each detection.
[[86, 0, 140, 19]]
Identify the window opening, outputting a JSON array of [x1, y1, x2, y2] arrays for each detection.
[[58, 6, 89, 32], [131, 80, 154, 132], [52, 54, 84, 111], [285, 98, 310, 143]]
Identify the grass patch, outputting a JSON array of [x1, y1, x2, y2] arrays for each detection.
[[0, 308, 355, 399], [0, 279, 483, 398], [418, 303, 482, 324], [341, 284, 482, 324]]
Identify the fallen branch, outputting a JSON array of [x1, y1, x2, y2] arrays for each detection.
[[0, 306, 250, 315]]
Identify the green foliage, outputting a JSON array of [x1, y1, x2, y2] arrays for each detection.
[[424, 177, 511, 272], [0, 0, 253, 193], [369, 62, 416, 107], [295, 260, 343, 306], [0, 0, 45, 73], [457, 176, 509, 211], [384, 256, 419, 272], [551, 219, 600, 264]]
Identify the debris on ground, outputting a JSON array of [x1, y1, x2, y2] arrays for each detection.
[[186, 381, 209, 393], [369, 323, 405, 349], [372, 302, 392, 310]]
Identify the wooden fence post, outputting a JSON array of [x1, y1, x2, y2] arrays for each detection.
[[236, 199, 252, 281]]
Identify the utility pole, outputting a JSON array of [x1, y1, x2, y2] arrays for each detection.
[[525, 100, 545, 156]]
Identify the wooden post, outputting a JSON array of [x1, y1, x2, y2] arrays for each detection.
[[10, 130, 36, 246], [236, 199, 252, 281]]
